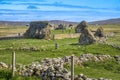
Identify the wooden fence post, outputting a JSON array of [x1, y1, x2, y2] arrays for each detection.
[[71, 55, 74, 80], [12, 49, 15, 77], [52, 34, 55, 40]]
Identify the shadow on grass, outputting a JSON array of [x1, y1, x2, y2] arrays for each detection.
[[70, 43, 90, 46], [69, 43, 80, 46]]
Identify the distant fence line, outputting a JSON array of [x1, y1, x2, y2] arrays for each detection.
[[0, 33, 80, 40]]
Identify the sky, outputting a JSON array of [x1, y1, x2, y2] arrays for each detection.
[[0, 0, 120, 22]]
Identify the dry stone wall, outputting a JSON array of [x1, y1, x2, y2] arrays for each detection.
[[11, 54, 117, 79]]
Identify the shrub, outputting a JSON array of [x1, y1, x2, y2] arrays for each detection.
[[0, 69, 12, 80]]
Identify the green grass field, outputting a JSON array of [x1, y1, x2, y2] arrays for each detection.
[[0, 24, 120, 80], [0, 38, 120, 80]]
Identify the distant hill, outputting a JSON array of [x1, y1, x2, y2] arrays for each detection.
[[89, 18, 120, 25], [0, 18, 120, 26], [0, 21, 29, 26], [0, 20, 78, 26], [49, 20, 78, 25]]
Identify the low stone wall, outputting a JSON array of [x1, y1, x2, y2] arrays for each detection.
[[16, 54, 116, 80], [52, 32, 114, 40], [0, 33, 80, 40], [0, 36, 23, 40], [52, 33, 80, 39], [0, 33, 23, 40], [106, 43, 120, 50]]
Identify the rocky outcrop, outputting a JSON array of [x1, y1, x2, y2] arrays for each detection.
[[24, 21, 51, 39], [94, 27, 105, 37], [79, 28, 96, 45], [76, 21, 97, 45], [55, 24, 65, 30], [68, 24, 74, 29], [75, 21, 88, 33], [94, 27, 108, 43]]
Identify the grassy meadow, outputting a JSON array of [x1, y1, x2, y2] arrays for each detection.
[[0, 25, 28, 36], [0, 24, 120, 80]]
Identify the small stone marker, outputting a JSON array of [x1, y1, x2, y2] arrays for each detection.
[[18, 33, 20, 38], [55, 43, 58, 49]]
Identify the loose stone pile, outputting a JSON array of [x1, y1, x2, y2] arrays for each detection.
[[74, 74, 112, 80], [79, 54, 112, 62], [0, 62, 8, 69], [114, 55, 120, 62], [17, 61, 71, 80], [18, 46, 39, 51], [106, 43, 120, 50]]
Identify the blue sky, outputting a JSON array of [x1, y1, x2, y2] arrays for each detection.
[[0, 0, 120, 22]]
